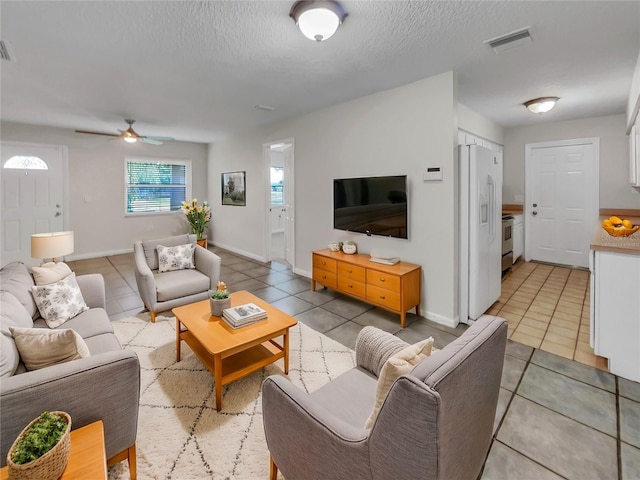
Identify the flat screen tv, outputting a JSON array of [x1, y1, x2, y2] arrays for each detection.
[[333, 175, 408, 239]]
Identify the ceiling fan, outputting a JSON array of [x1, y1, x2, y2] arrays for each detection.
[[75, 119, 174, 145]]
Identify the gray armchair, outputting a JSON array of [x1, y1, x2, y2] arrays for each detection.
[[133, 234, 221, 322], [262, 315, 507, 480]]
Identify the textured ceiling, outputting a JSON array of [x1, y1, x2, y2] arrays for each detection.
[[1, 1, 639, 143]]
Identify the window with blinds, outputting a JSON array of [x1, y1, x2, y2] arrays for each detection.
[[125, 158, 191, 214]]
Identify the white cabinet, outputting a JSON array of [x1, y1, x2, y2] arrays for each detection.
[[590, 249, 640, 382], [512, 214, 523, 263], [630, 124, 640, 186]]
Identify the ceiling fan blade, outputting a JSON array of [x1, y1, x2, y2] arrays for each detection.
[[146, 136, 174, 141], [141, 137, 163, 145], [75, 129, 120, 137]]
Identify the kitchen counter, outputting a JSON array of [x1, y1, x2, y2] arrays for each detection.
[[590, 216, 640, 255]]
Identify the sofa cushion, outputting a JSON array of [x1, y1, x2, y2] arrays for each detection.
[[83, 333, 123, 356], [0, 262, 39, 319], [33, 307, 114, 339], [365, 336, 434, 429], [1, 334, 20, 378], [157, 243, 195, 273], [155, 269, 211, 302], [31, 273, 90, 328], [31, 262, 72, 285], [0, 291, 34, 337], [141, 234, 193, 271], [10, 326, 90, 371]]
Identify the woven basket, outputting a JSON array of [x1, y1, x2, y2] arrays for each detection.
[[7, 411, 71, 480]]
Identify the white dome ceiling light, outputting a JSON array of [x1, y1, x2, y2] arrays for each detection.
[[524, 97, 560, 114], [290, 1, 347, 42]]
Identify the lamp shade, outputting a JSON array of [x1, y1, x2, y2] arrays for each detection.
[[524, 97, 559, 114], [290, 1, 347, 42], [31, 231, 74, 262]]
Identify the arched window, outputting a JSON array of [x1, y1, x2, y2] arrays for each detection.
[[3, 156, 48, 170]]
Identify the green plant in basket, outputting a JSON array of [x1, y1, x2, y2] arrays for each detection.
[[211, 281, 230, 300], [12, 412, 68, 465]]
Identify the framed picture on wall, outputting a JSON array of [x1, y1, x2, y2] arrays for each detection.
[[222, 171, 246, 206]]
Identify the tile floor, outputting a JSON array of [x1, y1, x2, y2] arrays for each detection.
[[68, 248, 640, 479]]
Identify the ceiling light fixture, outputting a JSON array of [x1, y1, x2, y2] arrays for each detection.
[[290, 1, 347, 42], [524, 97, 559, 114]]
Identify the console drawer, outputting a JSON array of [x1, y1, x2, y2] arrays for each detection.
[[338, 263, 366, 282], [313, 267, 337, 289], [366, 271, 401, 292], [313, 255, 337, 273], [367, 285, 401, 310], [338, 277, 366, 298]]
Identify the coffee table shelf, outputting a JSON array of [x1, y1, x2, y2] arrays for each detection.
[[173, 291, 297, 411]]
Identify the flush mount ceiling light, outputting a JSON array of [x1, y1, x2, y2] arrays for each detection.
[[524, 97, 559, 114], [290, 1, 347, 42]]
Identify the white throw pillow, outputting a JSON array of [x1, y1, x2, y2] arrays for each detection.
[[31, 262, 72, 285], [31, 272, 89, 328], [10, 326, 90, 371], [157, 243, 196, 273], [365, 336, 434, 429]]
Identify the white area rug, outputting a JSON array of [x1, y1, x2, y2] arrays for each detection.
[[108, 313, 355, 480]]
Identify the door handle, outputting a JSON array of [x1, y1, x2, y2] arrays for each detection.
[[532, 203, 538, 207], [532, 211, 538, 216], [55, 212, 62, 217]]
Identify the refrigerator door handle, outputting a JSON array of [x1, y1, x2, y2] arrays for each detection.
[[488, 174, 496, 243]]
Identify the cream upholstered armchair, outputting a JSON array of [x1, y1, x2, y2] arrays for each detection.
[[262, 315, 507, 480], [133, 234, 221, 322]]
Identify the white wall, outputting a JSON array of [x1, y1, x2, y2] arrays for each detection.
[[209, 71, 461, 325], [503, 114, 640, 208], [627, 50, 640, 130], [459, 103, 505, 145], [1, 122, 208, 259]]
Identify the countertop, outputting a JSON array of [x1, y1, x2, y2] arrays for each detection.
[[591, 216, 640, 255]]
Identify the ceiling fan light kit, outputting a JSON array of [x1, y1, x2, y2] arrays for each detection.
[[290, 0, 347, 42], [524, 96, 559, 114]]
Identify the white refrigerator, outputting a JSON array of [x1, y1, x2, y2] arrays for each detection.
[[459, 144, 503, 324]]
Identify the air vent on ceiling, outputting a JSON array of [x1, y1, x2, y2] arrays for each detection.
[[0, 40, 14, 61], [484, 27, 532, 54]]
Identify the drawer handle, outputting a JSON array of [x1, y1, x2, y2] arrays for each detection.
[[348, 269, 352, 273], [379, 278, 386, 282], [322, 261, 327, 265], [379, 295, 386, 299], [322, 275, 327, 279], [348, 284, 353, 288]]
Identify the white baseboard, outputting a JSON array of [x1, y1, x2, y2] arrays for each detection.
[[294, 267, 311, 278], [66, 248, 133, 262], [424, 309, 458, 328], [211, 242, 268, 263]]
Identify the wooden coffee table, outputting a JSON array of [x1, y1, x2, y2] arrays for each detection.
[[173, 290, 297, 411]]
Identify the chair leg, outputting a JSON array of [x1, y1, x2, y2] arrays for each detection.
[[150, 311, 156, 323], [269, 455, 278, 480]]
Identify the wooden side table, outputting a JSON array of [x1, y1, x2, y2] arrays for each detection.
[[196, 237, 208, 249], [1, 421, 107, 480]]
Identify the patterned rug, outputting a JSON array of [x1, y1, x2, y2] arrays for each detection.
[[107, 313, 355, 479]]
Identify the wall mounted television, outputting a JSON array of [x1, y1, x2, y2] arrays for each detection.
[[333, 175, 408, 239]]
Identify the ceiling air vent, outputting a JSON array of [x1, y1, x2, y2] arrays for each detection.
[[484, 28, 532, 54], [0, 40, 14, 61]]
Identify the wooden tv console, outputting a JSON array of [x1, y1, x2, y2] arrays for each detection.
[[312, 249, 421, 328]]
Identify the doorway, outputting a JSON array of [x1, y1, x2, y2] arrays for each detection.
[[524, 138, 599, 268], [1, 142, 69, 267], [265, 140, 294, 266]]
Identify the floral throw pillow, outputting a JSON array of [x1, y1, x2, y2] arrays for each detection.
[[157, 243, 196, 273], [30, 272, 90, 328]]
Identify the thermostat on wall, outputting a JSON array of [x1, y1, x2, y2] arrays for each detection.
[[424, 167, 443, 181]]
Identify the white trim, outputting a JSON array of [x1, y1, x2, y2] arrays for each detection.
[[211, 241, 268, 263], [524, 137, 600, 265], [424, 310, 457, 328]]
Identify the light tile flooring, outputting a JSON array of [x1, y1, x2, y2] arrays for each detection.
[[68, 249, 640, 479], [487, 260, 607, 371]]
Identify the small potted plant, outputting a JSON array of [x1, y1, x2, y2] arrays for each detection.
[[342, 240, 357, 254], [7, 411, 72, 480], [210, 281, 231, 317]]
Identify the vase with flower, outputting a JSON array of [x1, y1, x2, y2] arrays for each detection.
[[182, 199, 211, 244], [210, 281, 230, 317]]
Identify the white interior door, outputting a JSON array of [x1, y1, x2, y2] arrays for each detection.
[[525, 138, 598, 268], [1, 142, 68, 267], [283, 143, 295, 267]]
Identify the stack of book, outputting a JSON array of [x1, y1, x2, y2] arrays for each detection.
[[369, 255, 400, 265], [222, 303, 268, 329]]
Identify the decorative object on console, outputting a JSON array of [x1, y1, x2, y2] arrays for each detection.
[[328, 241, 342, 252], [369, 248, 400, 265], [181, 199, 211, 240], [342, 241, 357, 254], [210, 281, 230, 317], [289, 0, 347, 42], [7, 411, 72, 480], [31, 231, 74, 264]]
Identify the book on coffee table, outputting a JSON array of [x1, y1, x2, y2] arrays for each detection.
[[222, 303, 267, 328]]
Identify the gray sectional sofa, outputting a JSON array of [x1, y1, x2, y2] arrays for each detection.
[[0, 261, 140, 475]]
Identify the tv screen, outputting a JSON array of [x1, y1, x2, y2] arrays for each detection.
[[333, 175, 408, 239]]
